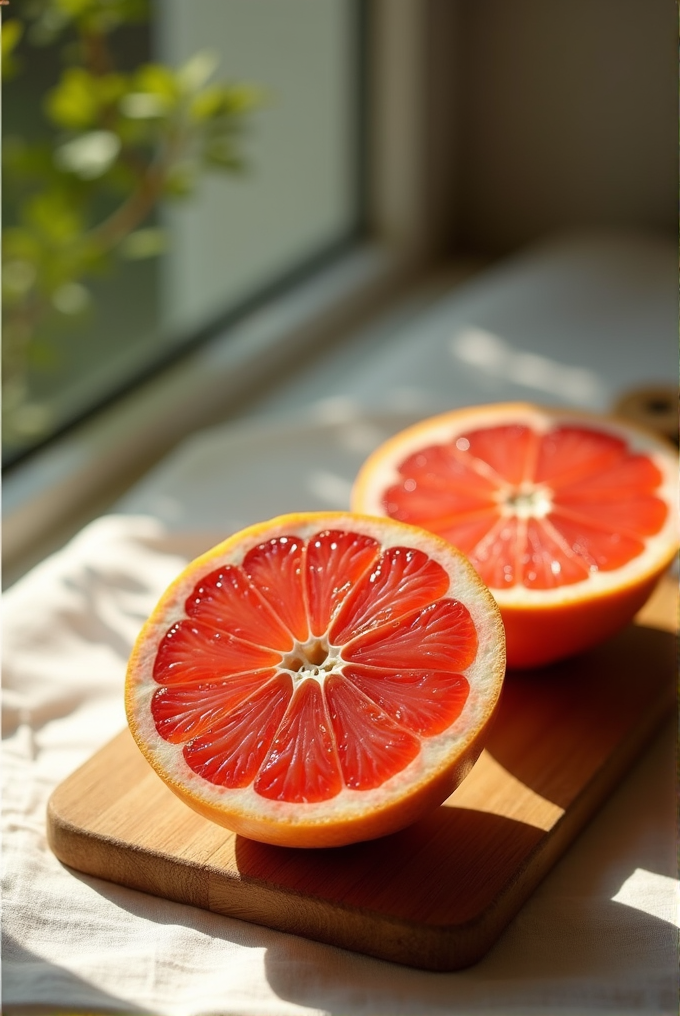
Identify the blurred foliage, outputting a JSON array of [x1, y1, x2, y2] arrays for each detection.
[[2, 0, 263, 453]]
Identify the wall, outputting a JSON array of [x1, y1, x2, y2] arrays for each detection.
[[453, 0, 676, 255]]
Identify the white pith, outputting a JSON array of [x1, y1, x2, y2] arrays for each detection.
[[496, 482, 553, 519], [126, 511, 505, 829], [279, 635, 344, 687], [352, 403, 679, 607]]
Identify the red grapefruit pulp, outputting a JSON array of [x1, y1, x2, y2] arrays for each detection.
[[352, 403, 678, 668], [126, 512, 505, 847]]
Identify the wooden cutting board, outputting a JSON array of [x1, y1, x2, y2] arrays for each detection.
[[47, 578, 677, 971]]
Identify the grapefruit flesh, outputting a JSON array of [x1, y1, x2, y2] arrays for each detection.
[[126, 512, 505, 847], [352, 403, 678, 669]]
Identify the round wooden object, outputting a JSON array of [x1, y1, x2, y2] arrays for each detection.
[[613, 385, 678, 445]]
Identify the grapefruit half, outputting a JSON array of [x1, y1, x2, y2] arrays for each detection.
[[352, 403, 678, 669], [126, 512, 505, 848]]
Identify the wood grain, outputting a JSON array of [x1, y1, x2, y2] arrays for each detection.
[[47, 577, 677, 971]]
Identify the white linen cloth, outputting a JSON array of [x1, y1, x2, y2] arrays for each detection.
[[3, 230, 679, 1014], [3, 510, 678, 1016]]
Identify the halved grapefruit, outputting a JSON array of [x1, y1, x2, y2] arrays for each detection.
[[125, 512, 505, 848], [352, 403, 678, 669]]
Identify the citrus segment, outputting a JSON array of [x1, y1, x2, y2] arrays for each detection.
[[352, 403, 678, 668], [126, 512, 505, 847], [305, 529, 380, 637], [153, 620, 281, 683], [521, 517, 589, 589], [457, 423, 537, 483], [384, 483, 496, 524], [343, 666, 469, 736], [325, 674, 421, 789], [551, 497, 666, 535], [329, 546, 449, 644], [545, 513, 644, 572], [427, 510, 501, 554], [185, 566, 294, 650], [182, 675, 292, 787], [549, 453, 662, 497], [151, 671, 276, 743], [254, 680, 342, 803], [395, 445, 498, 503], [241, 536, 309, 642], [466, 517, 522, 589], [533, 426, 626, 485], [343, 599, 478, 671]]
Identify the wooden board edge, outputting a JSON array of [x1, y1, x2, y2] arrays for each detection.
[[44, 622, 677, 972], [46, 795, 212, 912], [440, 681, 677, 969], [46, 787, 470, 971]]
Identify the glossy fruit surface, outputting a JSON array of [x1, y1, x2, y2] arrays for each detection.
[[126, 512, 505, 847], [352, 403, 678, 668]]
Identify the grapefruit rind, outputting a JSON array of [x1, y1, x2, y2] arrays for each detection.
[[125, 512, 506, 848], [351, 403, 678, 668]]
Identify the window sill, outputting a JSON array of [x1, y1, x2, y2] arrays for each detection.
[[3, 241, 434, 587]]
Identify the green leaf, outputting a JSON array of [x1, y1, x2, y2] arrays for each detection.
[[26, 6, 71, 47], [25, 190, 84, 245], [3, 227, 44, 263], [133, 64, 178, 106], [101, 158, 140, 195], [45, 68, 99, 129], [55, 0, 93, 17], [45, 67, 128, 130], [1, 17, 23, 53], [221, 83, 266, 115], [202, 138, 246, 173], [114, 115, 160, 147], [190, 84, 231, 121], [42, 0, 150, 35], [120, 227, 167, 259], [51, 281, 91, 314], [54, 130, 121, 179], [119, 91, 169, 119], [3, 139, 57, 192], [2, 259, 38, 299], [163, 163, 197, 199], [22, 0, 147, 45], [177, 50, 219, 94], [2, 19, 24, 79], [96, 72, 128, 107], [190, 82, 265, 122]]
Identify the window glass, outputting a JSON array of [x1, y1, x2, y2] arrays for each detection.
[[2, 0, 362, 467], [159, 0, 361, 338]]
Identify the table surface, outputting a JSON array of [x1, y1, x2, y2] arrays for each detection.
[[3, 229, 678, 1016], [46, 575, 676, 972]]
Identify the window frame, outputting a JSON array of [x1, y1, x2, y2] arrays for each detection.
[[3, 0, 458, 583]]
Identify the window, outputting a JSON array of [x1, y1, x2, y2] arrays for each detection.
[[8, 0, 671, 586], [2, 0, 363, 467]]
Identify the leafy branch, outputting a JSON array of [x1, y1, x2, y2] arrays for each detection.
[[2, 0, 263, 446]]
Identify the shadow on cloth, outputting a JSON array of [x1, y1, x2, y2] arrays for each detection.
[[260, 893, 677, 1014], [2, 933, 156, 1015]]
